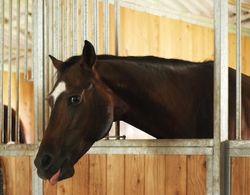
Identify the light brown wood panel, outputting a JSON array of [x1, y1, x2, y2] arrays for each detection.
[[107, 154, 125, 195], [15, 157, 31, 195], [125, 155, 145, 195], [231, 157, 250, 195], [0, 157, 31, 195], [72, 155, 89, 195], [89, 154, 107, 195], [57, 176, 72, 195], [44, 180, 57, 195], [165, 155, 187, 195], [145, 155, 166, 195], [187, 155, 206, 195], [1, 157, 16, 195]]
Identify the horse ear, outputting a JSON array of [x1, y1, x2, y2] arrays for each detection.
[[82, 40, 96, 69], [49, 55, 63, 70]]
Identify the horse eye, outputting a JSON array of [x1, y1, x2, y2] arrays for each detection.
[[69, 96, 81, 105]]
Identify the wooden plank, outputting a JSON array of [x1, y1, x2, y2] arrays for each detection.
[[231, 157, 245, 195], [187, 155, 206, 195], [231, 157, 250, 195], [44, 180, 57, 195], [107, 154, 125, 195], [89, 154, 107, 195], [2, 157, 16, 195], [57, 175, 72, 195], [165, 155, 187, 195], [124, 155, 145, 195], [244, 158, 250, 194], [15, 156, 31, 195], [72, 155, 89, 195], [145, 155, 165, 195]]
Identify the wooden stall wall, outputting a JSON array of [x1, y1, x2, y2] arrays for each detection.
[[44, 154, 206, 195]]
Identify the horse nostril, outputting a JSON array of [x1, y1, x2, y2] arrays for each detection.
[[40, 153, 54, 170]]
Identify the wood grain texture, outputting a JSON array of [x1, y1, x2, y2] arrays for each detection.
[[15, 157, 31, 195], [231, 157, 250, 195], [145, 155, 166, 195], [125, 155, 145, 195], [44, 180, 57, 195], [72, 155, 89, 195], [165, 155, 187, 195], [187, 155, 206, 195], [107, 154, 125, 195], [89, 154, 107, 195], [1, 157, 16, 195]]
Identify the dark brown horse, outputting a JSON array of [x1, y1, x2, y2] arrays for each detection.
[[3, 105, 26, 143], [34, 40, 250, 185]]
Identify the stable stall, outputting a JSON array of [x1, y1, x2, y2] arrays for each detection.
[[0, 0, 249, 195]]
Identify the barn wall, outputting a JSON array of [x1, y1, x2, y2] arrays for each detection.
[[0, 155, 206, 195], [1, 155, 250, 195]]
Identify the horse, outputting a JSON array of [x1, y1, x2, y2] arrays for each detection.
[[3, 105, 26, 143], [34, 40, 250, 185]]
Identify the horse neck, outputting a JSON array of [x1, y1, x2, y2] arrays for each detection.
[[94, 58, 175, 133]]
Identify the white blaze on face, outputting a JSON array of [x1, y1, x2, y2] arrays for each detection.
[[51, 81, 66, 103]]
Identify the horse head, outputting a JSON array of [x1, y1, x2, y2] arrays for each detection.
[[34, 41, 115, 184]]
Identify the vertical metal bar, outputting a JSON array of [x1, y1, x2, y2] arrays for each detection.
[[0, 0, 4, 143], [115, 0, 120, 138], [15, 0, 21, 143], [7, 0, 13, 143], [63, 0, 67, 59], [49, 0, 54, 88], [206, 155, 213, 195], [31, 155, 43, 195], [224, 142, 231, 195], [92, 0, 98, 52], [33, 0, 44, 143], [44, 0, 51, 129], [82, 0, 88, 43], [58, 0, 62, 59], [236, 0, 242, 140], [73, 0, 78, 54], [24, 0, 29, 80], [70, 0, 74, 55], [103, 0, 109, 54], [52, 0, 57, 85], [213, 0, 228, 194]]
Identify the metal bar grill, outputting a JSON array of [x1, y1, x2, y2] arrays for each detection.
[[103, 0, 109, 53], [0, 0, 4, 144], [24, 0, 29, 80], [7, 0, 13, 143], [33, 0, 44, 143], [82, 0, 88, 42], [62, 0, 67, 59], [236, 0, 242, 140], [115, 0, 121, 139], [15, 0, 21, 143], [213, 0, 229, 194], [92, 0, 98, 52]]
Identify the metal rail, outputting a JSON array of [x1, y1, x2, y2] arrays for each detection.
[[0, 0, 4, 143], [213, 0, 229, 194], [236, 0, 242, 140]]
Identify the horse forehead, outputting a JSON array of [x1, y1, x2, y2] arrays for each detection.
[[51, 81, 66, 101]]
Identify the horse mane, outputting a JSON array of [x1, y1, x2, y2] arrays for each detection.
[[60, 54, 214, 74]]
